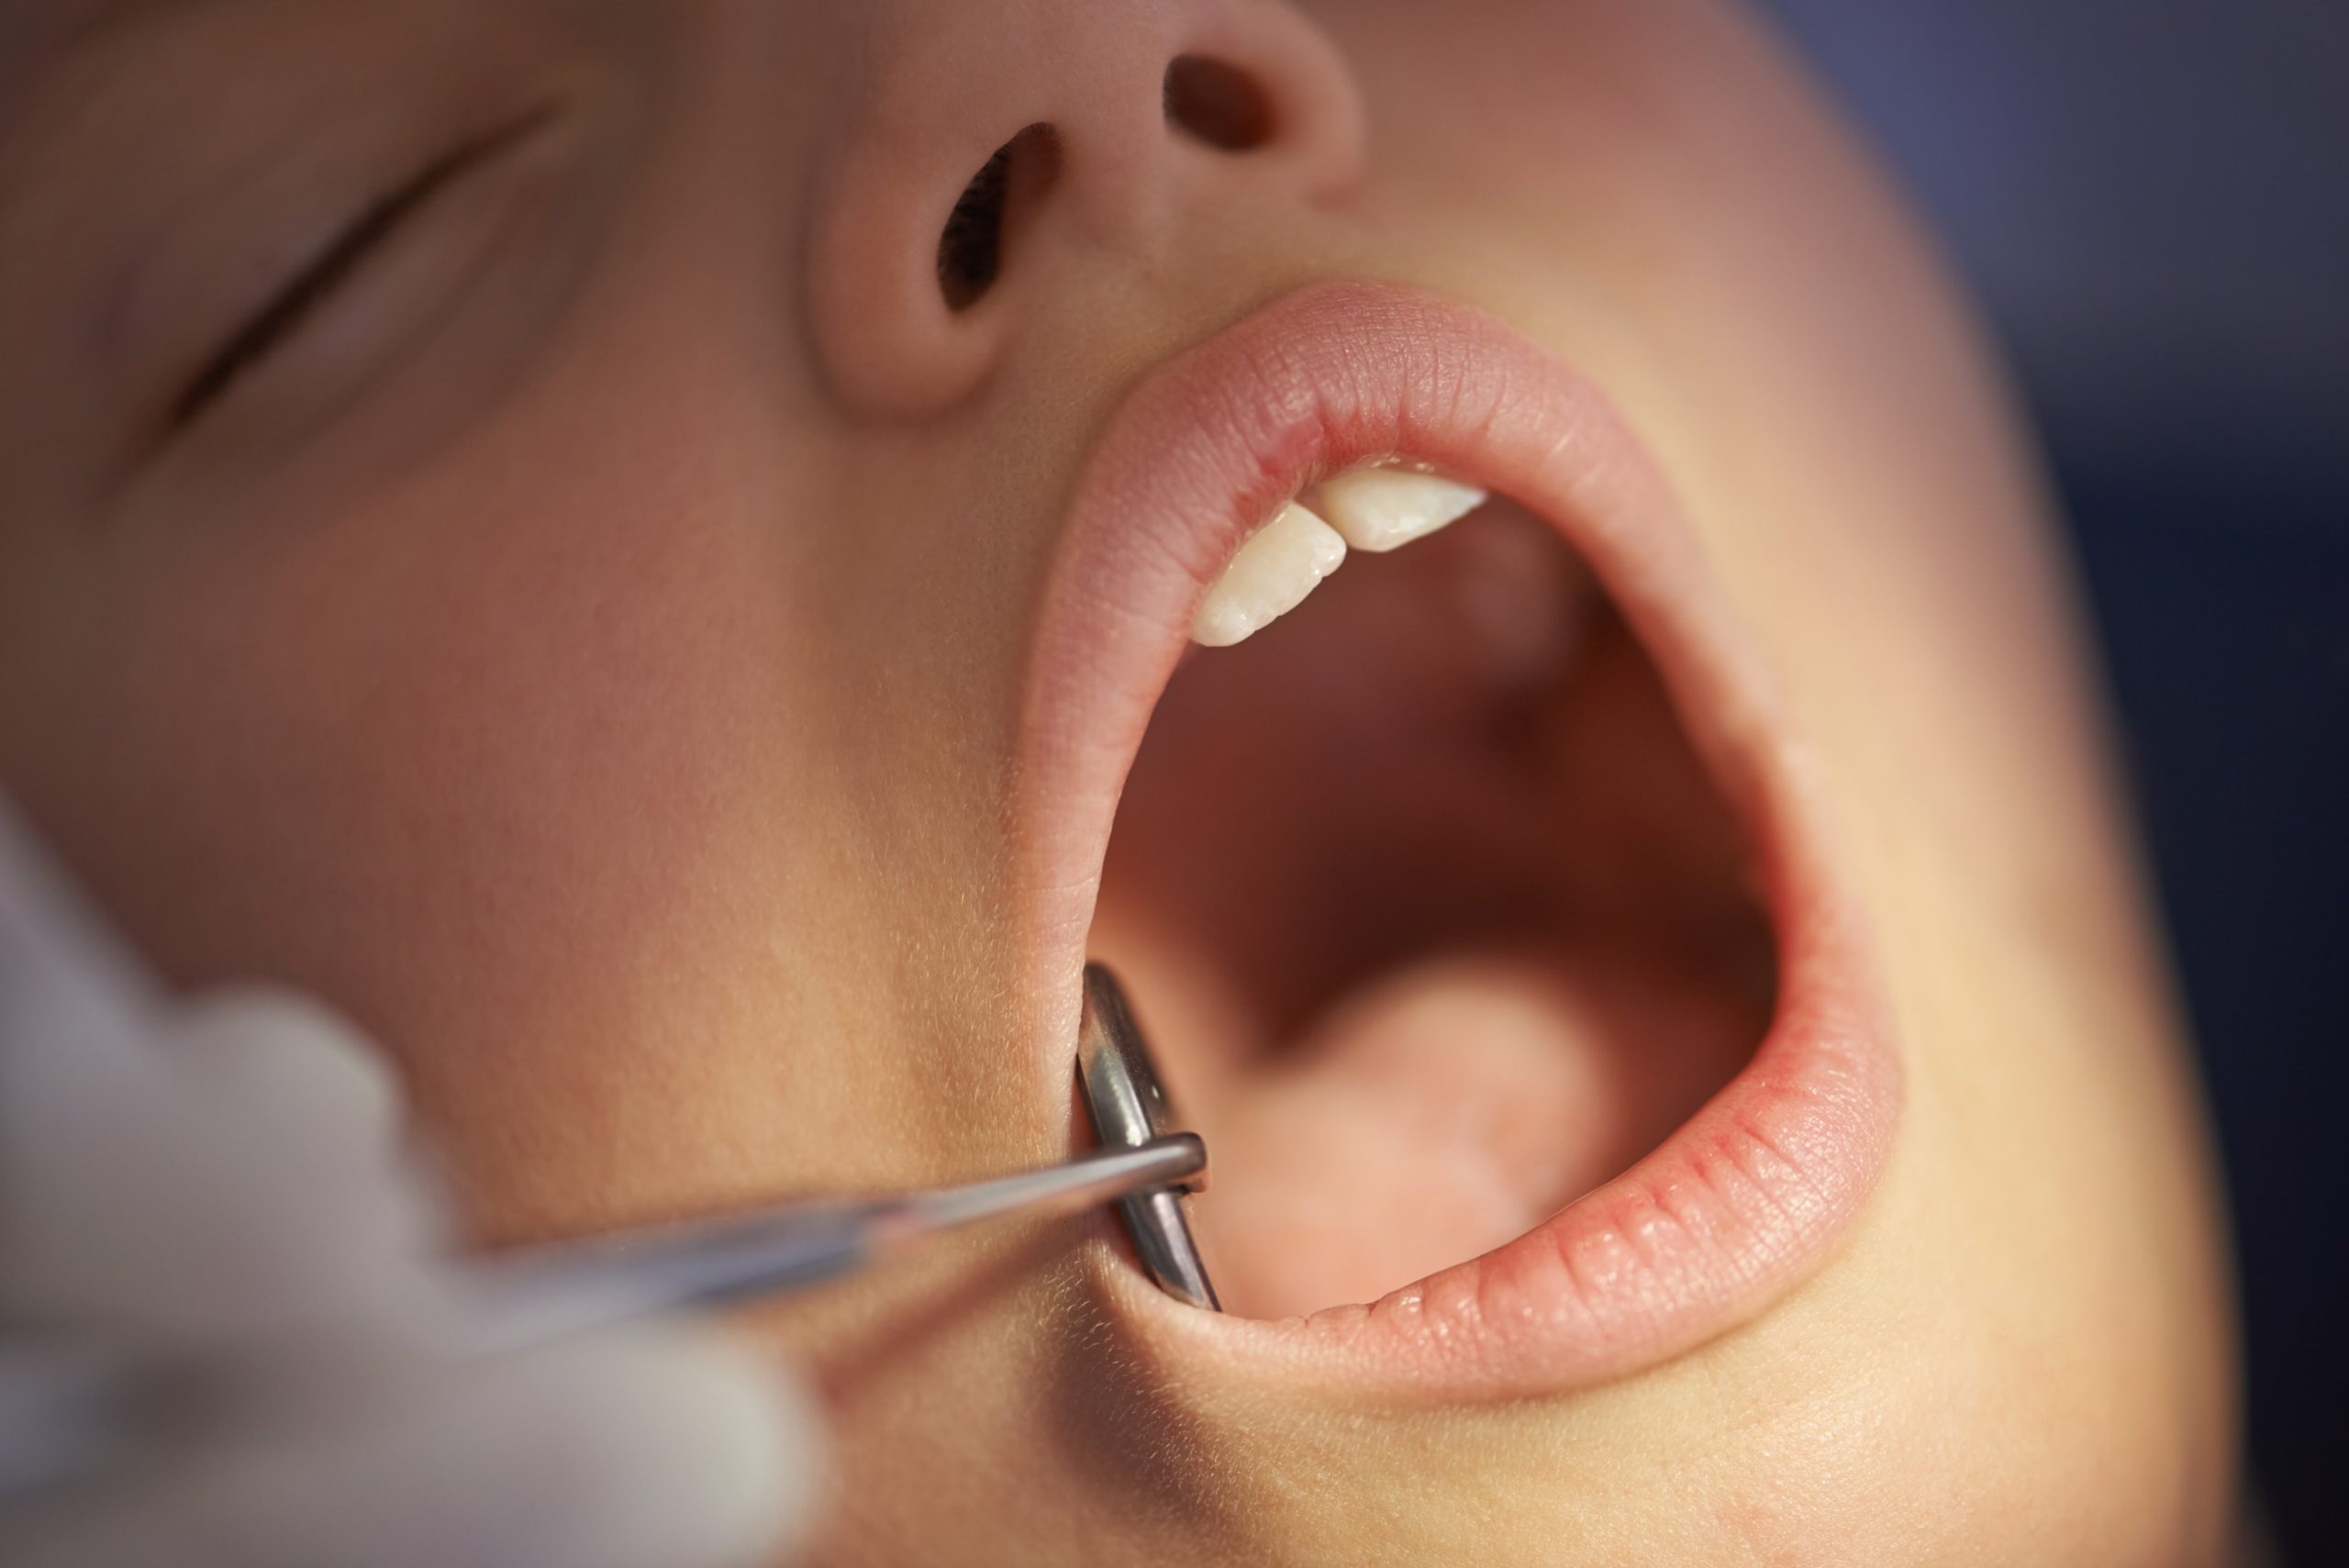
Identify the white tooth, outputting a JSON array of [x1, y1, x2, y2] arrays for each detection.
[[1189, 501, 1347, 647], [1312, 466, 1486, 552]]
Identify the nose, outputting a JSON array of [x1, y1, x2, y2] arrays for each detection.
[[804, 0, 1369, 414]]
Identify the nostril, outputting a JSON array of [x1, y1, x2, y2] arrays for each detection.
[[1163, 54, 1275, 151], [937, 123, 1058, 311], [936, 144, 1008, 312]]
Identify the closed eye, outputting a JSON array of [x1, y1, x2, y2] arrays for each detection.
[[169, 106, 554, 431]]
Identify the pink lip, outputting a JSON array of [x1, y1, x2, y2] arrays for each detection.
[[1014, 280, 1901, 1398]]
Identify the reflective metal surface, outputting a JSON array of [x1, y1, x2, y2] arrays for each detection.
[[1075, 962, 1222, 1311]]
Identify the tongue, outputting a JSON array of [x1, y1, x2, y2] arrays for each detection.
[[1185, 949, 1753, 1319]]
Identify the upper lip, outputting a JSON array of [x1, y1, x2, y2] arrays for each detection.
[[1011, 279, 1902, 1398]]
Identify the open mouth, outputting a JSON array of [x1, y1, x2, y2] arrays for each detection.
[[1093, 482, 1773, 1321], [1016, 282, 1900, 1399]]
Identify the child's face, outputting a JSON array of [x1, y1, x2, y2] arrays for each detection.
[[0, 0, 2235, 1561]]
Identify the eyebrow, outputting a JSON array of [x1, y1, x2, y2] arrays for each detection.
[[4, 0, 188, 58], [0, 0, 225, 128], [0, 0, 227, 201]]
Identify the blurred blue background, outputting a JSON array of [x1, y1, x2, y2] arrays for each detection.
[[1754, 2, 2349, 1559]]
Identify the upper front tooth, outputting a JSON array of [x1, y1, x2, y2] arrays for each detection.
[[1313, 467, 1486, 552], [1190, 501, 1347, 647]]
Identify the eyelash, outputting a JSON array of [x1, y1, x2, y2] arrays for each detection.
[[170, 109, 551, 431]]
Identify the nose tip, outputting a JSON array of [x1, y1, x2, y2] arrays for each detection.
[[806, 1, 1368, 415]]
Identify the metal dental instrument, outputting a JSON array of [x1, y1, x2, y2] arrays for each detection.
[[0, 1132, 1205, 1497], [484, 966, 1223, 1333], [1076, 962, 1222, 1310], [462, 1129, 1208, 1350]]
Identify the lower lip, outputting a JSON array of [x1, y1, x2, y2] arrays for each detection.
[[1019, 280, 1902, 1399]]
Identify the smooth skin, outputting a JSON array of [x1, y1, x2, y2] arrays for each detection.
[[0, 1, 2233, 1562]]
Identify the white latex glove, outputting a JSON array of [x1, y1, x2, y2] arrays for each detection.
[[0, 801, 821, 1568]]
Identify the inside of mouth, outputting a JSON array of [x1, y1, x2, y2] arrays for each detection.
[[1085, 495, 1776, 1318]]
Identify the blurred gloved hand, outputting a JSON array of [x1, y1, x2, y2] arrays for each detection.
[[0, 801, 820, 1568]]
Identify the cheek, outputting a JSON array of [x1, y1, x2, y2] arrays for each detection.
[[128, 458, 804, 932], [17, 413, 896, 1230]]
